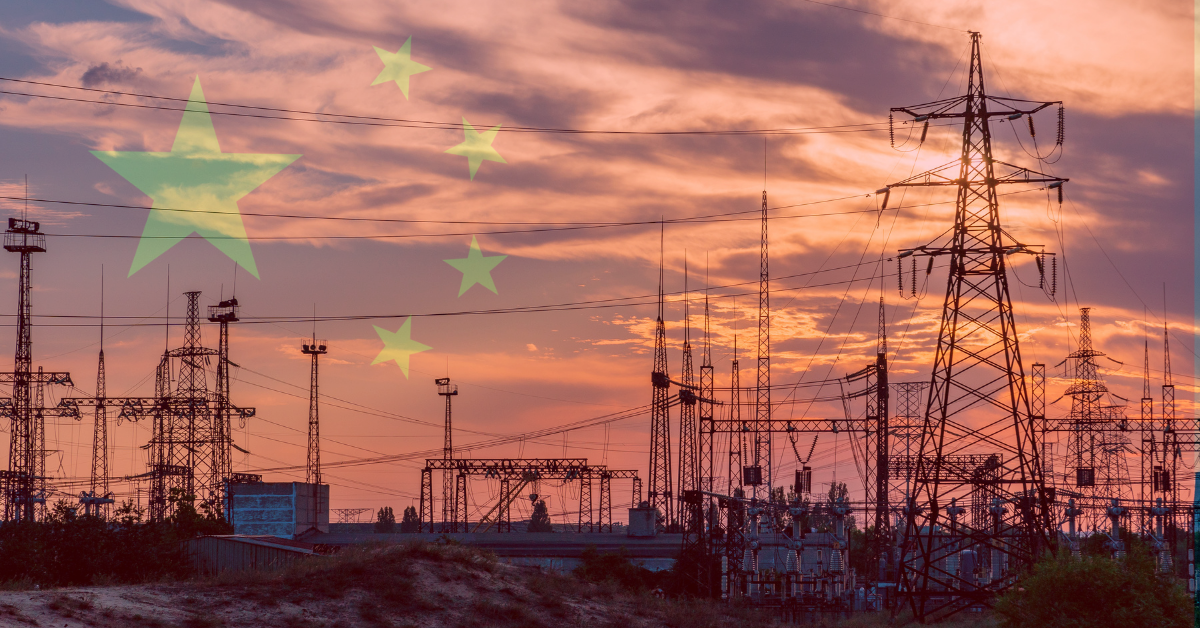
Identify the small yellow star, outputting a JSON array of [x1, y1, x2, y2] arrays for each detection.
[[371, 37, 431, 99], [445, 117, 506, 180], [371, 317, 431, 379]]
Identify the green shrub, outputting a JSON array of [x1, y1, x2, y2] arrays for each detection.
[[994, 549, 1190, 628]]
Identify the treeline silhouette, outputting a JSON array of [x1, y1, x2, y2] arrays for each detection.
[[0, 490, 231, 587]]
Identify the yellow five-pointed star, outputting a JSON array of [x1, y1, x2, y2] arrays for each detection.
[[445, 117, 506, 180], [372, 37, 431, 99], [371, 317, 431, 379], [444, 236, 507, 296]]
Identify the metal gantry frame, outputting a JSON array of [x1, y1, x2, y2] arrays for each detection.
[[417, 458, 639, 533]]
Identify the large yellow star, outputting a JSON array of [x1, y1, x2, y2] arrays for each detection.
[[371, 37, 431, 99], [92, 77, 299, 278], [371, 317, 431, 379], [445, 117, 506, 180]]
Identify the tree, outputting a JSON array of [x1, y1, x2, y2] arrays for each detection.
[[400, 506, 420, 533], [994, 550, 1190, 628], [528, 499, 553, 532], [374, 506, 396, 533]]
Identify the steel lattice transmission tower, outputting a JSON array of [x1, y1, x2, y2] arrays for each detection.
[[865, 296, 890, 571], [82, 273, 114, 517], [753, 190, 770, 501], [699, 274, 715, 524], [1158, 309, 1180, 537], [649, 229, 674, 528], [888, 32, 1065, 620], [207, 296, 239, 513], [150, 291, 249, 519], [678, 259, 698, 533], [302, 335, 327, 519], [171, 292, 215, 507], [1064, 307, 1131, 519]]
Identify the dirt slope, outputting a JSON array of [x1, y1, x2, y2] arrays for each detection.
[[0, 542, 787, 628]]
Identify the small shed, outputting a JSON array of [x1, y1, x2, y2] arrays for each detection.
[[189, 535, 318, 576]]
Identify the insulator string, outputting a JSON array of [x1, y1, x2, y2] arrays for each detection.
[[1055, 106, 1065, 146], [911, 257, 917, 299], [1051, 256, 1057, 298]]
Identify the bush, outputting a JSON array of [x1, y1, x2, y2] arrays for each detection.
[[994, 549, 1191, 628], [572, 546, 659, 592]]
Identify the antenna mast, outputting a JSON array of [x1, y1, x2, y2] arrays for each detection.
[[301, 319, 327, 531]]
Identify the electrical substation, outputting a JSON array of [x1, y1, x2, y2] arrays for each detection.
[[0, 31, 1194, 623]]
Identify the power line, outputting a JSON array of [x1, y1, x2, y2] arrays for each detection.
[[19, 183, 1050, 242], [796, 0, 969, 33], [1, 192, 870, 226], [0, 77, 894, 136], [0, 259, 939, 327]]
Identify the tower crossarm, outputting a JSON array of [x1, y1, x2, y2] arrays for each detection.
[[0, 372, 72, 386], [54, 396, 163, 422], [884, 160, 1066, 189], [892, 96, 1059, 121], [709, 418, 870, 433], [167, 347, 219, 359], [1165, 432, 1200, 451]]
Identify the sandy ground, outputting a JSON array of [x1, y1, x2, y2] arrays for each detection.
[[0, 560, 683, 628], [0, 546, 986, 628]]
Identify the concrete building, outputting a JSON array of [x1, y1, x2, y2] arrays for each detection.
[[226, 481, 329, 539]]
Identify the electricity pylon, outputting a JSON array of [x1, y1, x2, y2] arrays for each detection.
[[887, 32, 1065, 620]]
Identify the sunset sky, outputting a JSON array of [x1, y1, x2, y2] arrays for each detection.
[[0, 0, 1191, 524]]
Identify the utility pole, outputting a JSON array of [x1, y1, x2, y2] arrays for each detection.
[[302, 334, 327, 526], [888, 32, 1064, 620]]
